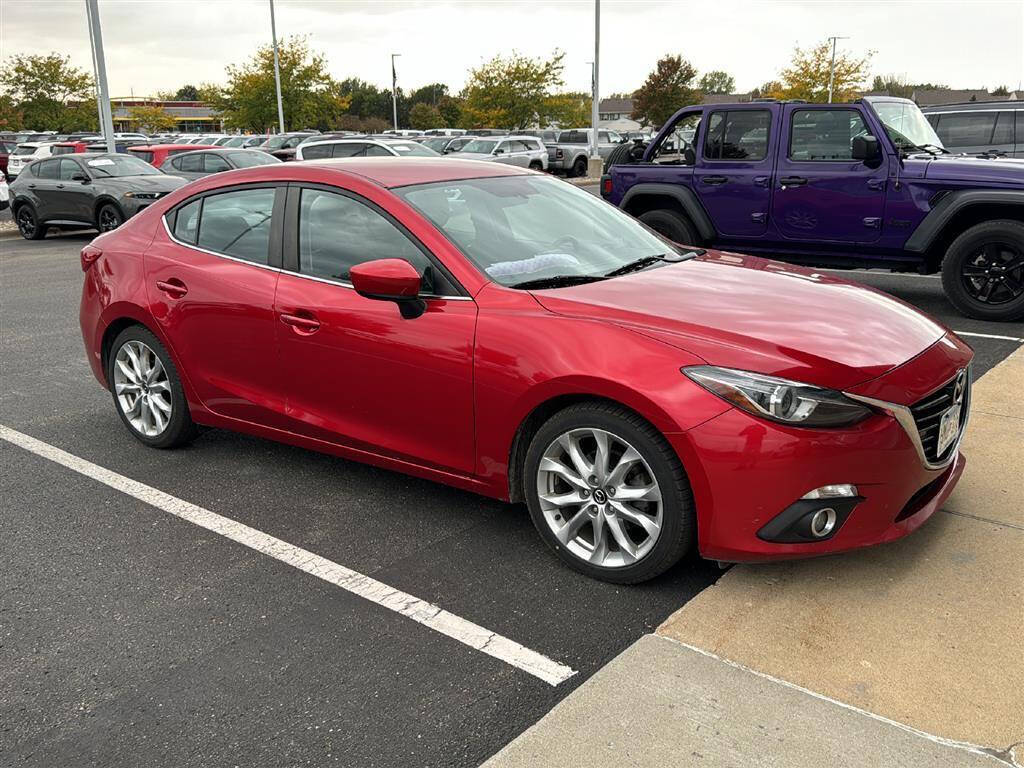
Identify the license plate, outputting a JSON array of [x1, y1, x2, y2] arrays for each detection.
[[936, 403, 962, 455]]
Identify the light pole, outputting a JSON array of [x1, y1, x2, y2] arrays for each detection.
[[827, 35, 849, 104], [391, 53, 401, 131], [590, 0, 600, 168], [85, 0, 116, 153], [269, 0, 286, 133]]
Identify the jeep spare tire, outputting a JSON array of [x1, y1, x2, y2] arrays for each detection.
[[604, 140, 649, 173]]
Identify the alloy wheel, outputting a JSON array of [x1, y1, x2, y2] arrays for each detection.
[[112, 340, 172, 437], [536, 427, 663, 568], [16, 207, 36, 237], [961, 242, 1024, 305], [98, 207, 123, 232]]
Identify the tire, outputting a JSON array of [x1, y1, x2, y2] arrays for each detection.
[[528, 160, 543, 171], [941, 219, 1024, 322], [15, 204, 47, 240], [638, 208, 700, 247], [603, 142, 633, 173], [571, 156, 589, 178], [97, 202, 125, 233], [523, 402, 695, 584], [107, 325, 197, 449]]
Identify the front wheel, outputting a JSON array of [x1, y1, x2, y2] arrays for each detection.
[[524, 402, 695, 583], [941, 220, 1024, 321], [97, 203, 125, 233]]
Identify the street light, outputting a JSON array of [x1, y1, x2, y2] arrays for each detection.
[[827, 35, 850, 104], [590, 0, 600, 164], [84, 0, 116, 153], [269, 0, 286, 133], [391, 53, 401, 131]]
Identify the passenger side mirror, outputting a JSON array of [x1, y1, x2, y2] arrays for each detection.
[[72, 172, 90, 183], [851, 135, 881, 164], [494, 148, 504, 155], [350, 258, 426, 319]]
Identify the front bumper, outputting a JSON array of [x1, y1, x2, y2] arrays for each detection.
[[669, 335, 973, 563]]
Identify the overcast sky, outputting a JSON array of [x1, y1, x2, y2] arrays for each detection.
[[2, 0, 1022, 98]]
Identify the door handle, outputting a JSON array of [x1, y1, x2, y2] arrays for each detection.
[[27, 183, 36, 189], [156, 279, 188, 298], [867, 178, 886, 191], [750, 212, 767, 224], [753, 176, 771, 187], [780, 176, 808, 188], [280, 312, 321, 334], [702, 175, 728, 185], [56, 183, 65, 189]]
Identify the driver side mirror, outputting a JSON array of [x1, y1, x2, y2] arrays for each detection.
[[72, 172, 90, 183], [493, 148, 504, 155], [350, 258, 426, 319], [852, 135, 881, 164]]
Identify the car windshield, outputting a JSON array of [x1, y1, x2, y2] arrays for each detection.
[[872, 101, 944, 150], [460, 139, 497, 154], [422, 138, 449, 152], [387, 141, 439, 157], [396, 175, 683, 287], [85, 155, 161, 177], [263, 135, 292, 149], [226, 151, 278, 167]]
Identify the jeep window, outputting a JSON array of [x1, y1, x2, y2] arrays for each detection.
[[872, 101, 943, 150], [651, 113, 701, 165], [704, 110, 770, 161], [789, 109, 868, 161]]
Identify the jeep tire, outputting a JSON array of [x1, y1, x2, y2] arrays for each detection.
[[638, 209, 700, 248], [941, 219, 1024, 322]]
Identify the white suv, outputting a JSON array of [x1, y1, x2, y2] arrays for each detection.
[[6, 142, 60, 178], [455, 136, 548, 170], [295, 137, 440, 160]]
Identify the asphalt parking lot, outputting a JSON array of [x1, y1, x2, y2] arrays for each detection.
[[2, 230, 1021, 767]]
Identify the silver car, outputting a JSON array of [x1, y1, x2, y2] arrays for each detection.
[[160, 148, 280, 180], [454, 136, 548, 170]]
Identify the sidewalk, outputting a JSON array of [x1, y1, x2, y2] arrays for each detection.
[[486, 346, 1023, 768]]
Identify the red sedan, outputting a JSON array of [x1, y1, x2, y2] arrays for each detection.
[[78, 159, 972, 582]]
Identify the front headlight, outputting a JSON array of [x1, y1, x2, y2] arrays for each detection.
[[683, 366, 872, 428], [124, 191, 161, 200]]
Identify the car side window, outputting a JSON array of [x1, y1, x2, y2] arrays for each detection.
[[789, 109, 868, 161], [203, 154, 231, 173], [297, 188, 429, 283], [992, 112, 1014, 145], [178, 153, 203, 173], [652, 113, 701, 165], [932, 111, 997, 148], [364, 144, 391, 157], [704, 110, 770, 161], [196, 188, 276, 264], [36, 159, 60, 179], [302, 144, 333, 160], [58, 158, 81, 180], [173, 199, 201, 244], [332, 143, 365, 157]]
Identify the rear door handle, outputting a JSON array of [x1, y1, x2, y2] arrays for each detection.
[[753, 176, 771, 187], [702, 175, 728, 185], [156, 279, 188, 298], [56, 184, 65, 189], [780, 176, 808, 188], [280, 312, 321, 334]]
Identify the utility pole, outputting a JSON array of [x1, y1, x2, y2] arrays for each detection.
[[269, 0, 286, 133], [827, 35, 849, 104], [589, 0, 600, 176], [85, 0, 116, 153], [391, 54, 401, 131]]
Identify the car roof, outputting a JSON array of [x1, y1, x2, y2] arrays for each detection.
[[129, 143, 218, 150], [920, 101, 1022, 111], [275, 157, 531, 187]]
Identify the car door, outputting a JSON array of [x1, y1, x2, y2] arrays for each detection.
[[173, 152, 206, 180], [771, 105, 887, 244], [693, 108, 774, 237], [274, 184, 477, 473], [56, 158, 94, 222], [27, 158, 63, 220], [145, 184, 292, 428], [493, 140, 515, 165]]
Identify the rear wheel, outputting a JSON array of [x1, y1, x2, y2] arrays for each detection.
[[97, 203, 125, 233], [941, 220, 1024, 321], [571, 156, 589, 178], [524, 402, 695, 584], [638, 208, 700, 247], [528, 160, 543, 171], [15, 204, 46, 240]]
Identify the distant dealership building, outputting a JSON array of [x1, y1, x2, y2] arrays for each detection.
[[110, 98, 223, 133]]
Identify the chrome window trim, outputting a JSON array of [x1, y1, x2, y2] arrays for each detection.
[[161, 216, 282, 274], [844, 365, 971, 471]]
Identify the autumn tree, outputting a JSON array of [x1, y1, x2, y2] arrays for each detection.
[[128, 105, 178, 132], [699, 70, 735, 94], [545, 92, 591, 127], [631, 55, 701, 129], [409, 102, 445, 129], [0, 52, 96, 130], [459, 51, 567, 129], [776, 40, 873, 103], [216, 36, 344, 131]]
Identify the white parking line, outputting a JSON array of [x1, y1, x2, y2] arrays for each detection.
[[953, 331, 1024, 343], [0, 424, 577, 687]]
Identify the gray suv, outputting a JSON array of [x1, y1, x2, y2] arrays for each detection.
[[10, 153, 186, 239], [922, 101, 1022, 157]]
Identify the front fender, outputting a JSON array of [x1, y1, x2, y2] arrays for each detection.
[[904, 188, 1024, 252]]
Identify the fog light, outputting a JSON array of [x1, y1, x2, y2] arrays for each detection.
[[802, 484, 858, 500], [810, 507, 838, 538]]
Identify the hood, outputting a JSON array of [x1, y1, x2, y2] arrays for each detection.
[[921, 154, 1024, 185], [530, 252, 947, 392], [103, 174, 187, 192]]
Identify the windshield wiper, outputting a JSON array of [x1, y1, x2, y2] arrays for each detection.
[[604, 250, 703, 277], [508, 274, 608, 290]]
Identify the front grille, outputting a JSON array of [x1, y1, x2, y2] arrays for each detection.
[[909, 369, 969, 464]]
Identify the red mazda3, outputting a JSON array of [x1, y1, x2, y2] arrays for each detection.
[[79, 159, 972, 583]]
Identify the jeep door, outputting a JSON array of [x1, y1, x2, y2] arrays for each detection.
[[771, 105, 887, 244], [693, 107, 774, 237]]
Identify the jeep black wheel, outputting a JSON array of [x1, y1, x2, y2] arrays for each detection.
[[15, 205, 47, 240], [638, 209, 700, 248], [942, 220, 1024, 322]]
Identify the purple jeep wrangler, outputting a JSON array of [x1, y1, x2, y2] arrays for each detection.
[[601, 97, 1024, 321]]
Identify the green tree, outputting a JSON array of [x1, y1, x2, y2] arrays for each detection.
[[436, 95, 462, 127], [409, 102, 445, 129], [631, 55, 701, 128], [174, 84, 200, 101], [459, 51, 567, 129], [992, 85, 1010, 97], [699, 70, 735, 94], [216, 36, 342, 131], [0, 52, 96, 130], [409, 83, 449, 106], [128, 105, 178, 132], [544, 92, 591, 127], [777, 41, 873, 103]]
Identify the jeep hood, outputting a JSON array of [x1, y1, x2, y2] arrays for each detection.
[[921, 154, 1024, 185], [529, 252, 947, 391]]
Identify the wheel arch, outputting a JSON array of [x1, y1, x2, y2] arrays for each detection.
[[619, 183, 716, 242], [93, 195, 126, 224]]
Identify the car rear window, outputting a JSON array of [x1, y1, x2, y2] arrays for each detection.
[[51, 145, 76, 155], [14, 145, 38, 156]]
